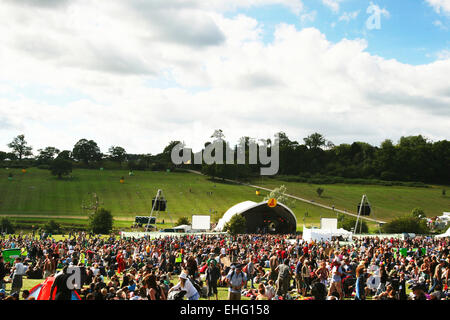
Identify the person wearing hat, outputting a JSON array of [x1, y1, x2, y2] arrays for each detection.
[[205, 259, 220, 300], [169, 271, 199, 300], [226, 264, 246, 300]]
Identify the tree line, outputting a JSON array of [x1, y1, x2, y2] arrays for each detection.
[[1, 131, 449, 184]]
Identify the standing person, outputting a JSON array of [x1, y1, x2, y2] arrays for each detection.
[[315, 261, 329, 287], [295, 257, 303, 294], [0, 256, 6, 290], [355, 264, 368, 300], [328, 259, 344, 300], [43, 254, 53, 278], [246, 258, 256, 289], [301, 260, 312, 296], [169, 272, 199, 300], [49, 265, 72, 300], [428, 259, 445, 293], [205, 260, 220, 300], [226, 265, 246, 300], [275, 259, 291, 297], [10, 257, 27, 295], [269, 254, 278, 282]]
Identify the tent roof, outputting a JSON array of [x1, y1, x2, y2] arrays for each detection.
[[214, 200, 297, 232]]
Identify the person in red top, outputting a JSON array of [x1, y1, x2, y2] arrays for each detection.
[[117, 252, 125, 274]]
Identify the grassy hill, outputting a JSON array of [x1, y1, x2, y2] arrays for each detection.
[[254, 177, 450, 221], [1, 168, 448, 232], [0, 168, 338, 231]]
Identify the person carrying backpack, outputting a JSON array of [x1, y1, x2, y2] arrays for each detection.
[[226, 264, 246, 300]]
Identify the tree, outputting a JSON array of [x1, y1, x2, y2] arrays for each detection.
[[303, 133, 326, 150], [108, 146, 127, 164], [0, 151, 7, 162], [337, 214, 368, 233], [37, 147, 60, 164], [223, 214, 246, 235], [1, 218, 15, 234], [7, 134, 33, 160], [72, 139, 102, 165], [381, 216, 429, 234], [411, 208, 426, 219], [89, 208, 114, 234], [263, 185, 295, 208], [56, 150, 72, 160], [316, 187, 324, 197], [50, 158, 73, 179], [176, 216, 190, 226]]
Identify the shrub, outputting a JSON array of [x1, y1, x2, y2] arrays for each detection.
[[381, 216, 429, 234], [176, 216, 190, 226], [1, 218, 15, 234], [44, 220, 61, 234], [89, 208, 114, 234], [337, 214, 368, 233], [223, 214, 246, 235]]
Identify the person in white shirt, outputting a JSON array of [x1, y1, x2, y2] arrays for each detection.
[[11, 257, 28, 295], [168, 272, 199, 300]]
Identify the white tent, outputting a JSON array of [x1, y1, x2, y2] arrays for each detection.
[[435, 227, 450, 238], [302, 226, 352, 242]]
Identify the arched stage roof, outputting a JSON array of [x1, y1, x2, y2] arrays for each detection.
[[215, 201, 297, 234]]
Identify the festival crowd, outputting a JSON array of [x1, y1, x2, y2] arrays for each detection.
[[0, 232, 449, 301]]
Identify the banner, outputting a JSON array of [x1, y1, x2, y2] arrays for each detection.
[[2, 249, 22, 264]]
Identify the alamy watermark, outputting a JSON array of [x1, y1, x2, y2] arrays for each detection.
[[171, 134, 280, 176], [366, 2, 389, 30]]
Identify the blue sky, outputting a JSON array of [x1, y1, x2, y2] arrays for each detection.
[[228, 0, 449, 65]]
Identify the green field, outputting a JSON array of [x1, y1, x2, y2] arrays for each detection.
[[0, 168, 338, 230], [1, 168, 448, 232]]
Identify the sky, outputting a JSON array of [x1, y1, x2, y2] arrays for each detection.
[[0, 0, 449, 155]]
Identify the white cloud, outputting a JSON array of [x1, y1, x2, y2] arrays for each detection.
[[338, 10, 360, 22], [322, 0, 343, 13], [300, 10, 317, 24], [0, 1, 449, 155], [426, 0, 450, 15], [433, 19, 449, 29]]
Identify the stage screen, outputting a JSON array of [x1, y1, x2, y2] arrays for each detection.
[[192, 215, 211, 230]]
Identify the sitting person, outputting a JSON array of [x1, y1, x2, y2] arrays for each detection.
[[256, 283, 269, 300]]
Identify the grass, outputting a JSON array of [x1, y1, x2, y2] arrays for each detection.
[[254, 177, 450, 221], [1, 168, 448, 232], [0, 168, 338, 231]]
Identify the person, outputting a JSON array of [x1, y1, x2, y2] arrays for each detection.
[[169, 272, 199, 300], [144, 274, 166, 300], [246, 258, 256, 289], [328, 259, 344, 300], [301, 259, 311, 296], [205, 260, 220, 300], [410, 283, 427, 300], [354, 264, 368, 300], [275, 259, 292, 297], [0, 256, 6, 290], [265, 280, 276, 300], [428, 259, 445, 293], [49, 265, 72, 300], [226, 264, 246, 300], [22, 290, 30, 300], [315, 261, 329, 287], [10, 257, 27, 295], [256, 283, 269, 300]]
